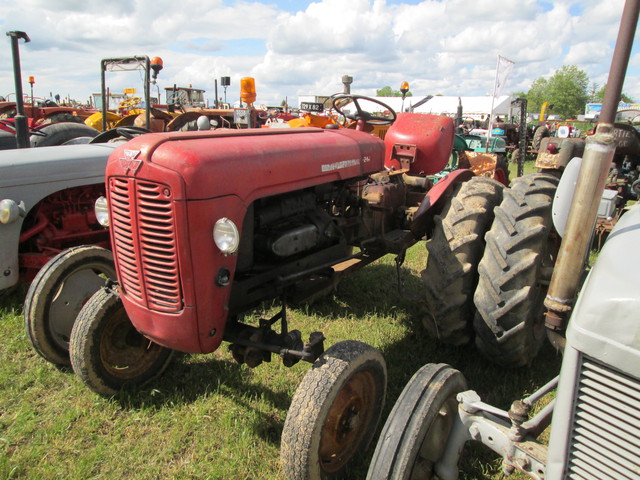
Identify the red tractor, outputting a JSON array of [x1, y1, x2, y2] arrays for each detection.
[[38, 95, 509, 478]]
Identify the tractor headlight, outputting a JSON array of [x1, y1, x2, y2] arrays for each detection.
[[94, 196, 110, 227], [0, 199, 22, 224], [213, 217, 239, 254]]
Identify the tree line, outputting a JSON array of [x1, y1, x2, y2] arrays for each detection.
[[513, 64, 634, 120]]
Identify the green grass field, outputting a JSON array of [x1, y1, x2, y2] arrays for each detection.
[[0, 161, 562, 480]]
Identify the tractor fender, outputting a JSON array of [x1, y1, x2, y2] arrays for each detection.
[[410, 169, 475, 238]]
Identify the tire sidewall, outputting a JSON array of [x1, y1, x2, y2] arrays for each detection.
[[282, 341, 387, 480], [30, 122, 99, 147], [70, 287, 173, 396], [367, 364, 467, 480], [24, 245, 115, 366]]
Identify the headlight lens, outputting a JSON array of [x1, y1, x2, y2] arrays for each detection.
[[213, 217, 239, 254], [0, 199, 19, 224], [94, 196, 110, 227]]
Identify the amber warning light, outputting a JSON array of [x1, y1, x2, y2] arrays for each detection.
[[240, 77, 256, 105]]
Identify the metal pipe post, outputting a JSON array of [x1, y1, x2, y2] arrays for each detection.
[[6, 31, 31, 149], [101, 59, 107, 132], [144, 56, 150, 130]]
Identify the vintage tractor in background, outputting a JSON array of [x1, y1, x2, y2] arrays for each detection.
[[1, 142, 124, 367], [534, 106, 640, 248], [0, 29, 117, 296], [43, 94, 513, 480], [0, 31, 99, 151]]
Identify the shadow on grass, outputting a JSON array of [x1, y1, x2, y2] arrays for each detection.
[[306, 262, 562, 401], [112, 352, 292, 440], [302, 262, 426, 320], [0, 283, 29, 311]]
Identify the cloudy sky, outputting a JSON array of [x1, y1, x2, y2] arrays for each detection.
[[0, 0, 637, 108]]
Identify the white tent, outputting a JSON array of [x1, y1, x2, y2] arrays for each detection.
[[348, 95, 513, 119], [407, 95, 513, 118]]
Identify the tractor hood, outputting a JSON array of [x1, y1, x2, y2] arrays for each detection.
[[567, 203, 640, 379], [106, 127, 385, 203], [0, 142, 117, 190], [0, 142, 117, 216]]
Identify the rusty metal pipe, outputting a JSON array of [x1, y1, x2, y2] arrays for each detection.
[[544, 130, 616, 334], [544, 0, 640, 341]]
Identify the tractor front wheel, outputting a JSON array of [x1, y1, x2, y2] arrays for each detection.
[[366, 364, 467, 480], [422, 177, 504, 345], [69, 286, 173, 396], [280, 340, 387, 480], [24, 245, 116, 366]]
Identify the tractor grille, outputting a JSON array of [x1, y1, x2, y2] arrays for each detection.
[[110, 177, 182, 312], [565, 356, 640, 479]]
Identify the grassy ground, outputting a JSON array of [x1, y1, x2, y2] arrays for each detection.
[[0, 160, 562, 480]]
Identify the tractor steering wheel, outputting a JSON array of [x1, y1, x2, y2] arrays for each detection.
[[0, 119, 15, 132], [331, 94, 397, 126], [258, 107, 281, 120], [119, 96, 141, 109], [0, 118, 48, 137]]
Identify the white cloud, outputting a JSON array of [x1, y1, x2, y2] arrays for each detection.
[[0, 0, 636, 106]]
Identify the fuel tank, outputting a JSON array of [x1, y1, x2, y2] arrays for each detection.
[[384, 113, 455, 175]]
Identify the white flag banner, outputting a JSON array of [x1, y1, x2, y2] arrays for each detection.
[[487, 55, 515, 147], [493, 55, 515, 98]]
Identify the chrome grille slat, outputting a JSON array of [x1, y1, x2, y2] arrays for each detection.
[[109, 177, 182, 312], [565, 357, 640, 480]]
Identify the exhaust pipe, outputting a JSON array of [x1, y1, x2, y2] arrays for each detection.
[[6, 31, 31, 149]]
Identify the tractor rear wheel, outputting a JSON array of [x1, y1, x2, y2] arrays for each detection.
[[422, 177, 504, 345], [281, 340, 387, 480], [532, 125, 549, 152], [24, 245, 116, 366], [44, 113, 85, 124], [70, 286, 173, 396], [366, 364, 466, 480], [473, 173, 559, 367], [30, 122, 99, 147]]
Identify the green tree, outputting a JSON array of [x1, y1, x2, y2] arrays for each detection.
[[589, 82, 600, 102], [524, 77, 549, 115], [594, 84, 634, 103], [525, 65, 589, 119], [547, 65, 589, 118], [376, 86, 412, 97]]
